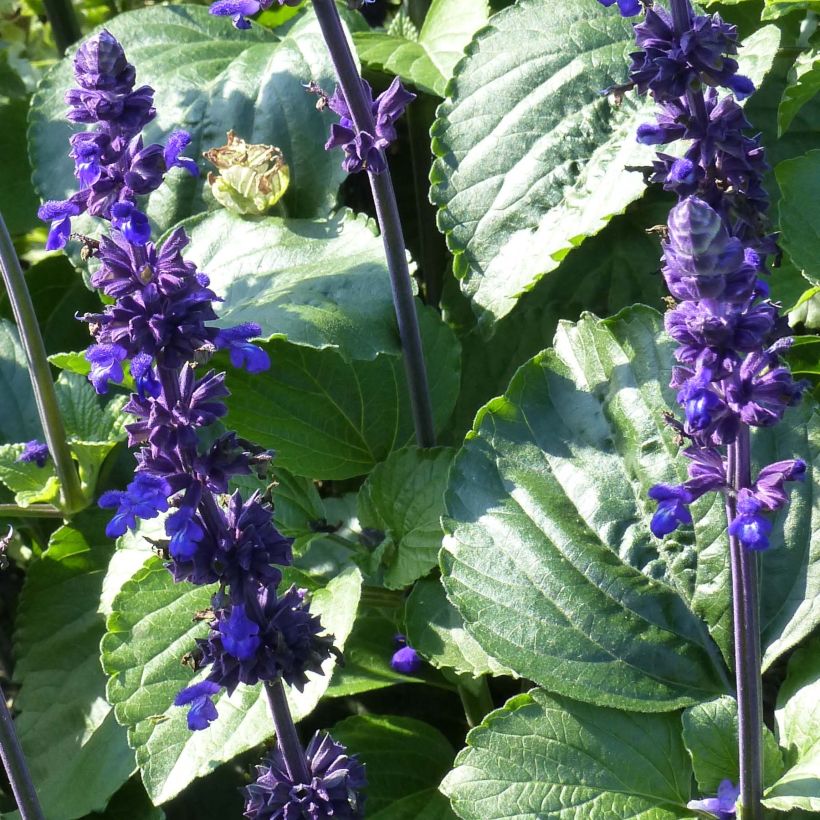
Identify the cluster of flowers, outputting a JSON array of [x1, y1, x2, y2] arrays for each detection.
[[46, 31, 365, 818], [600, 0, 806, 553]]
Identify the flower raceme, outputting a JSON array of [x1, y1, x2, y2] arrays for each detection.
[[596, 0, 805, 553], [41, 33, 366, 815]]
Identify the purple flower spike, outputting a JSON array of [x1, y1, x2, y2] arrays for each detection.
[[687, 778, 739, 819], [174, 680, 221, 731], [244, 731, 366, 819], [17, 441, 50, 468]]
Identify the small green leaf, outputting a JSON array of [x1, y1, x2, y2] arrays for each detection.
[[779, 40, 820, 136], [682, 695, 784, 794], [441, 688, 693, 819], [0, 443, 59, 506], [331, 714, 457, 819], [225, 307, 460, 480], [358, 446, 454, 588], [405, 578, 514, 678], [763, 639, 820, 813], [0, 319, 41, 444], [12, 515, 134, 819], [777, 150, 820, 285], [271, 469, 326, 537], [354, 0, 490, 96], [182, 209, 404, 361], [102, 559, 362, 804]]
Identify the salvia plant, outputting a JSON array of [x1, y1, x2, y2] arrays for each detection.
[[0, 0, 818, 819]]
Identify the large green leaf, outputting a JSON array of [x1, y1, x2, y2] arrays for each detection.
[[11, 515, 135, 820], [29, 4, 350, 242], [764, 639, 820, 813], [0, 319, 41, 444], [331, 714, 457, 819], [354, 0, 490, 96], [681, 695, 784, 795], [441, 688, 693, 819], [405, 578, 513, 678], [224, 307, 460, 479], [358, 446, 454, 588], [777, 150, 820, 285], [443, 307, 819, 710], [430, 0, 779, 331], [182, 209, 403, 360], [102, 558, 362, 804]]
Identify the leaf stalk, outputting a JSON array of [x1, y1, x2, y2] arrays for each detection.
[[0, 683, 44, 820], [312, 0, 436, 448], [0, 213, 85, 515]]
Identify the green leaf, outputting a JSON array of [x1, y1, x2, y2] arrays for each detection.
[[0, 319, 41, 444], [102, 559, 362, 804], [0, 96, 39, 236], [779, 41, 820, 136], [331, 714, 457, 819], [182, 209, 403, 360], [93, 777, 165, 820], [354, 0, 490, 96], [358, 446, 454, 588], [11, 515, 134, 820], [681, 695, 784, 795], [225, 306, 460, 479], [405, 578, 514, 678], [0, 443, 59, 506], [441, 688, 693, 819], [443, 308, 733, 710], [29, 4, 351, 246], [0, 255, 100, 355], [763, 639, 820, 813], [271, 469, 326, 537], [430, 0, 779, 331], [777, 150, 820, 286], [326, 610, 427, 698]]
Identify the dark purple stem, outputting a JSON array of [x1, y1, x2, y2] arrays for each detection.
[[265, 679, 310, 785], [726, 427, 764, 820], [311, 0, 436, 448], [0, 682, 44, 820]]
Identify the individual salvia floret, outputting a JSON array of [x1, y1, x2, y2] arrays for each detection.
[[687, 778, 739, 819], [243, 731, 367, 819], [16, 441, 50, 468], [324, 77, 415, 174], [595, 0, 806, 550], [38, 30, 198, 250], [390, 634, 421, 674]]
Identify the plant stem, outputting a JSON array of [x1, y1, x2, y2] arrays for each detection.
[[41, 0, 81, 55], [726, 427, 763, 820], [0, 683, 44, 820], [456, 675, 494, 729], [0, 504, 64, 519], [265, 679, 310, 784], [312, 0, 436, 448], [0, 213, 85, 515]]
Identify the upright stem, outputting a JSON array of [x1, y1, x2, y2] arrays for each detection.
[[265, 679, 310, 785], [41, 0, 81, 55], [0, 683, 44, 820], [312, 0, 436, 448], [0, 214, 84, 515], [726, 427, 763, 820]]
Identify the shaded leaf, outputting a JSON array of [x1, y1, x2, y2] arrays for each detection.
[[0, 319, 41, 444], [0, 96, 39, 235], [331, 714, 457, 819], [777, 149, 820, 285], [779, 40, 820, 136]]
